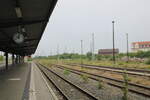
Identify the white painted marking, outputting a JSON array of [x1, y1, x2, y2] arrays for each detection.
[[29, 63, 37, 100], [34, 63, 58, 100], [8, 78, 21, 81]]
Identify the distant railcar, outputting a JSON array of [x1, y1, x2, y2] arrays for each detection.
[[98, 49, 119, 55]]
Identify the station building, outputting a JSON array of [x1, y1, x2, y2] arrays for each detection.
[[132, 41, 150, 52]]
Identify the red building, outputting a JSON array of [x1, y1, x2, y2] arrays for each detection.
[[132, 41, 150, 52]]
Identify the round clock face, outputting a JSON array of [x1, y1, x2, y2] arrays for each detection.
[[13, 33, 24, 44]]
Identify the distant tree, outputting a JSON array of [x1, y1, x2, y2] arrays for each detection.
[[95, 54, 102, 60], [71, 53, 81, 59], [128, 52, 136, 58], [86, 52, 92, 60], [144, 51, 150, 58], [118, 53, 125, 58], [145, 58, 150, 65]]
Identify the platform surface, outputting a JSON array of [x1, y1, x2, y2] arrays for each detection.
[[30, 63, 58, 100], [0, 62, 57, 100], [0, 63, 31, 100], [0, 63, 6, 70]]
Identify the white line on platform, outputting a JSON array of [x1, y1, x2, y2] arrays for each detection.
[[8, 78, 21, 81], [35, 63, 58, 100], [29, 63, 37, 100]]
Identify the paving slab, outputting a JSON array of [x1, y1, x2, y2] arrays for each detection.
[[0, 63, 31, 100], [0, 62, 58, 100]]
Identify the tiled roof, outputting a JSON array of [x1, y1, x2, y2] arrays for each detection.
[[132, 41, 150, 45]]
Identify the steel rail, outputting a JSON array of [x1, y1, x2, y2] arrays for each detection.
[[54, 64, 150, 98], [66, 63, 150, 77], [36, 63, 98, 100], [36, 63, 69, 100]]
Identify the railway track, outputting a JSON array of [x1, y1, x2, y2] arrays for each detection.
[[36, 63, 98, 100], [53, 64, 150, 98], [66, 63, 150, 77]]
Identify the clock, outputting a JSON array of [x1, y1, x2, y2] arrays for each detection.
[[13, 33, 25, 44]]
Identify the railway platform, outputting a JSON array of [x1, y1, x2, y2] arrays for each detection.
[[0, 62, 57, 100]]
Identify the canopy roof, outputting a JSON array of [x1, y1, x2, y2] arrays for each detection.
[[0, 0, 57, 56]]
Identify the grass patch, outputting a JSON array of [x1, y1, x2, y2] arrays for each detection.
[[80, 74, 89, 83], [97, 80, 104, 89], [64, 59, 150, 69], [145, 58, 150, 65], [122, 70, 129, 100], [63, 69, 70, 75]]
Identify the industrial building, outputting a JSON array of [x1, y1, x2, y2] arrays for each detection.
[[98, 49, 119, 55]]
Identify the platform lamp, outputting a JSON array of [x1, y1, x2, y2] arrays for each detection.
[[15, 6, 23, 18]]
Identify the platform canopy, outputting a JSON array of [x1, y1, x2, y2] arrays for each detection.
[[0, 0, 57, 56]]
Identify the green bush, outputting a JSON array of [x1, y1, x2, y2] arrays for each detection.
[[0, 56, 3, 61], [97, 80, 103, 89], [96, 54, 102, 60], [28, 57, 32, 61], [145, 58, 150, 65], [118, 62, 124, 65], [63, 69, 70, 75], [80, 74, 88, 83], [86, 52, 92, 60], [122, 70, 129, 100]]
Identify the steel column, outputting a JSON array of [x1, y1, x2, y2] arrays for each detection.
[[112, 21, 116, 64], [19, 56, 21, 63], [5, 52, 8, 70], [18, 56, 20, 63], [15, 55, 18, 64], [12, 54, 15, 65]]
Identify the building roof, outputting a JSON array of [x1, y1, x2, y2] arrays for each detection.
[[0, 0, 57, 56], [132, 41, 150, 45], [99, 49, 119, 52]]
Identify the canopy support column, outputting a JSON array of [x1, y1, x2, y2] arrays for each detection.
[[5, 52, 8, 70], [12, 54, 15, 65], [15, 55, 18, 64], [19, 56, 21, 64]]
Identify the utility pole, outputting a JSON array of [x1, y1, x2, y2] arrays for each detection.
[[126, 33, 129, 63], [72, 48, 75, 54], [92, 33, 95, 61], [57, 45, 60, 64], [80, 40, 83, 67], [112, 21, 116, 64], [64, 46, 67, 54], [90, 42, 92, 53], [50, 50, 52, 56], [123, 34, 129, 100]]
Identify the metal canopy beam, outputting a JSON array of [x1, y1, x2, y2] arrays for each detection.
[[0, 19, 48, 28], [0, 0, 58, 56]]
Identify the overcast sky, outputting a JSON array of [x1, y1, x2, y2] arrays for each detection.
[[35, 0, 150, 56]]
